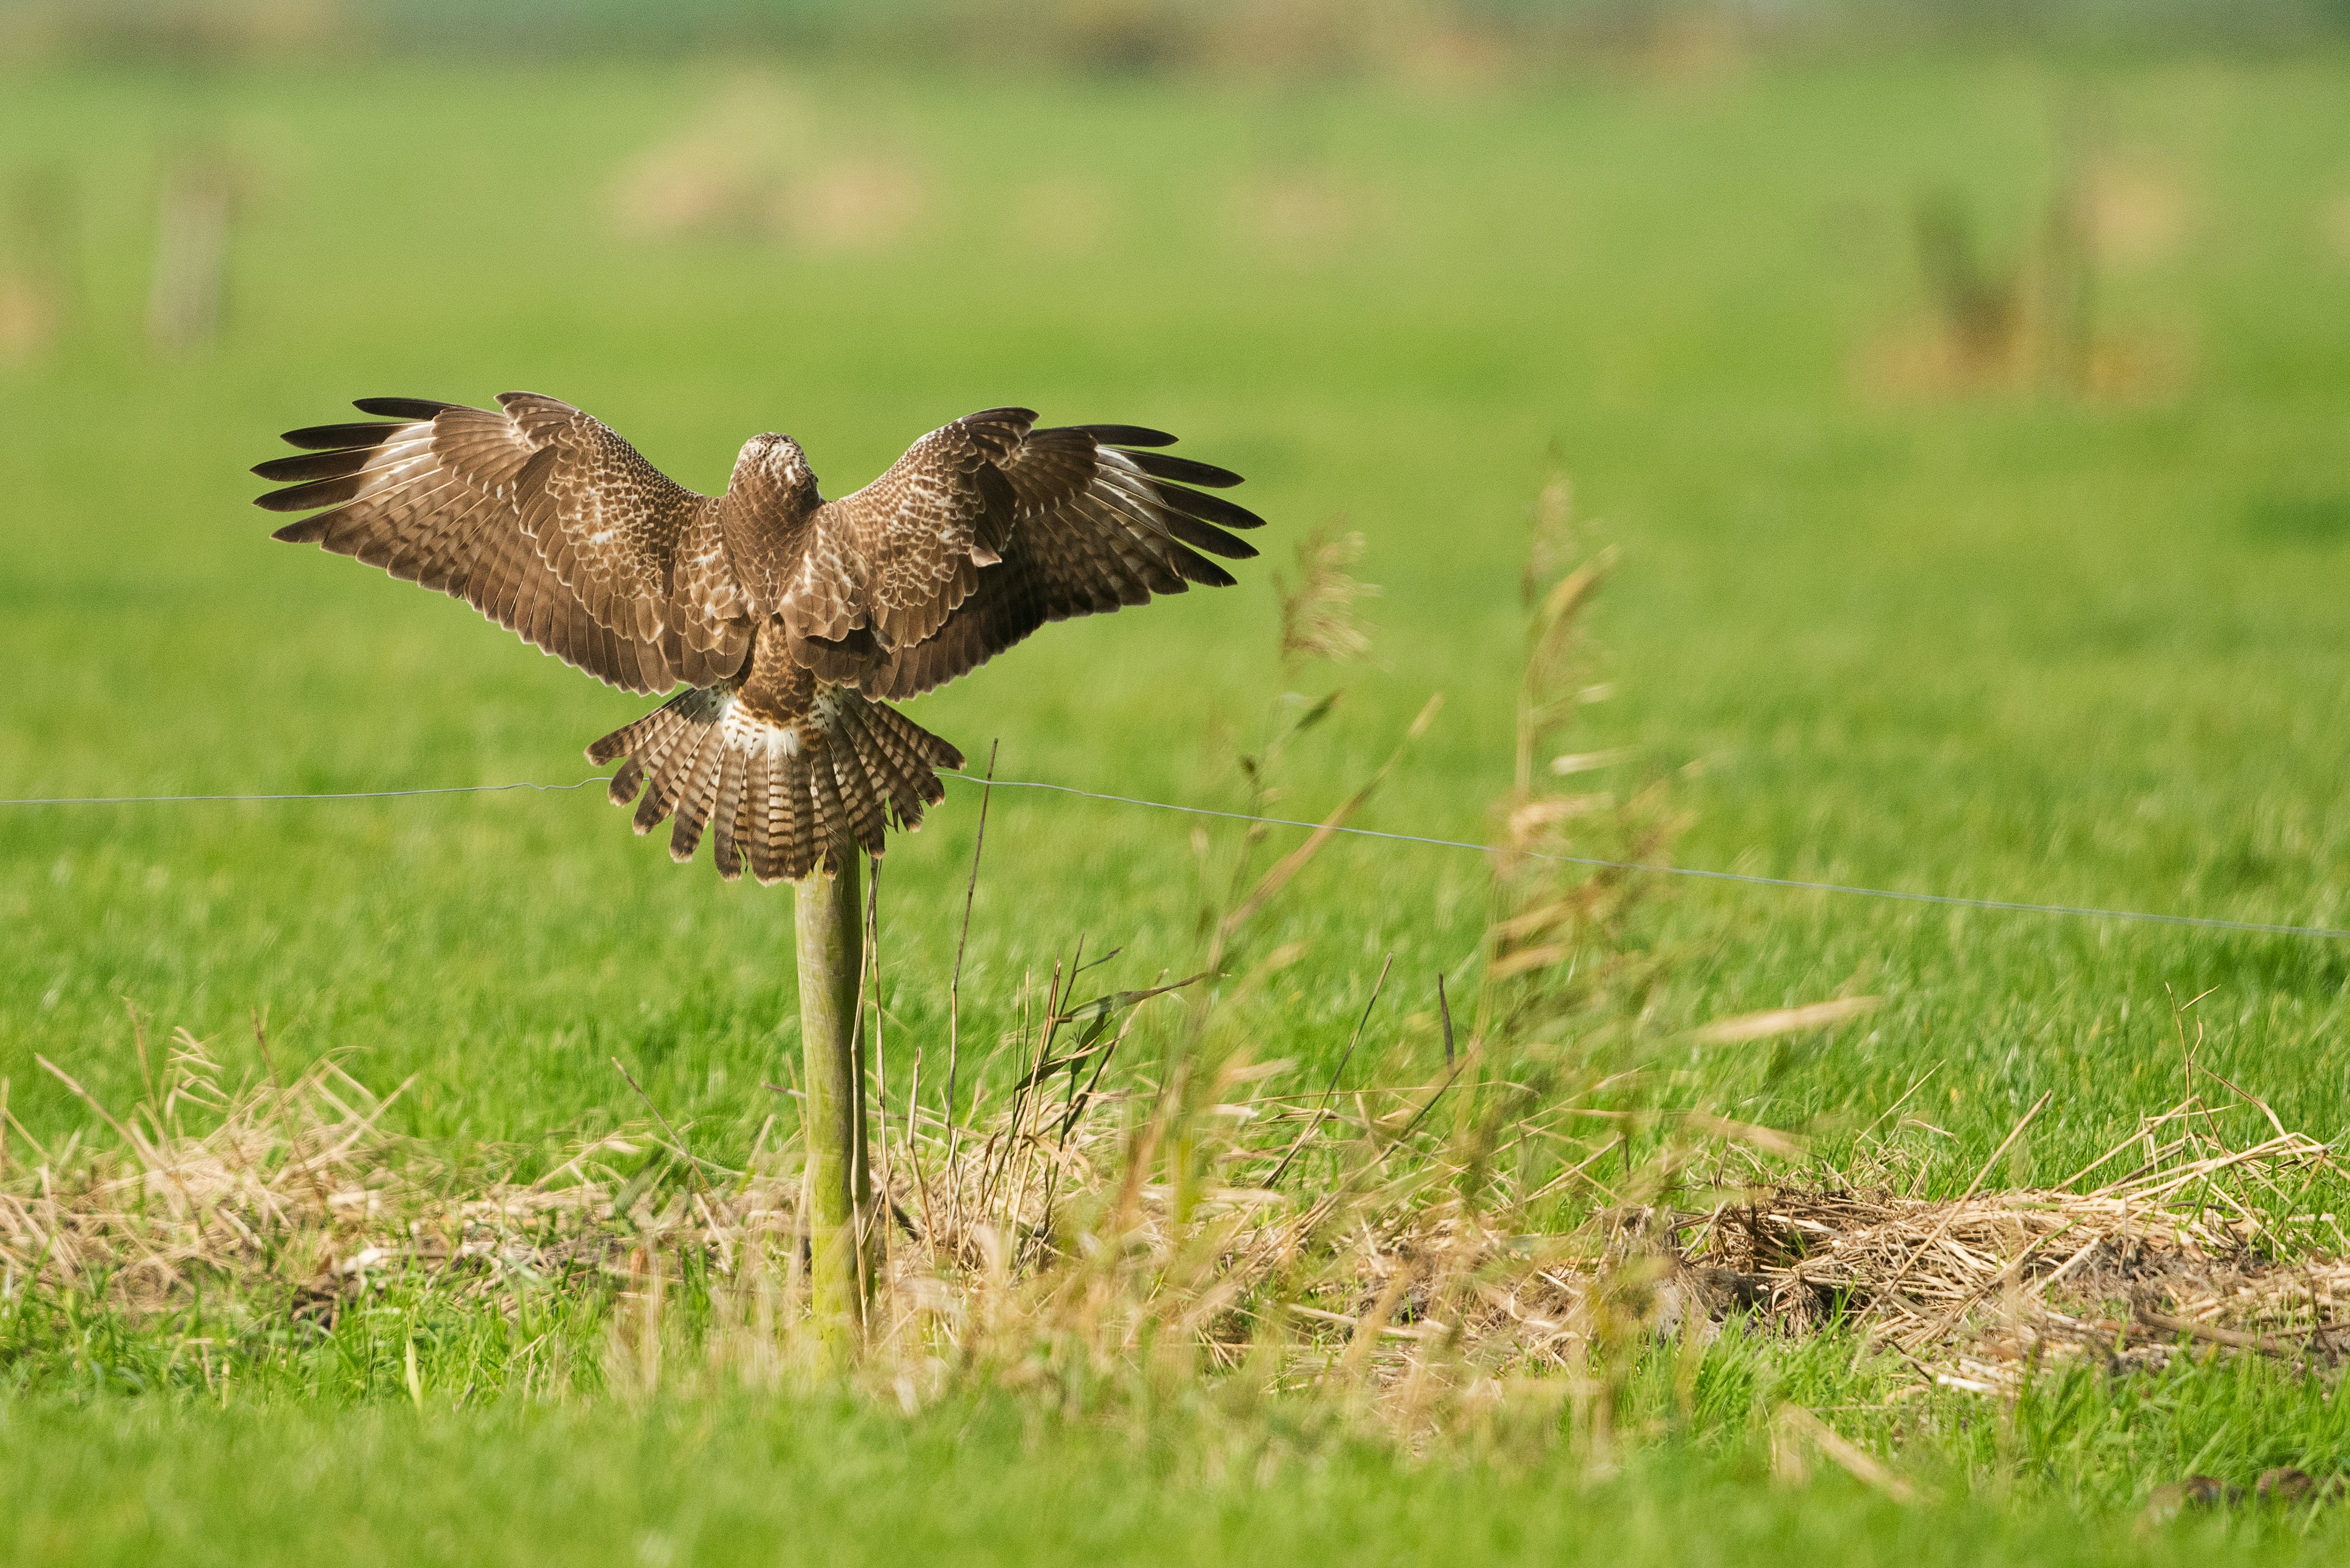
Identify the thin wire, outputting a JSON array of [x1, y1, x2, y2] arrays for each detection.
[[0, 776, 611, 806], [4, 767, 2344, 942], [938, 774, 2350, 942]]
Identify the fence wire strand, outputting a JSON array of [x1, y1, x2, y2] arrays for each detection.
[[4, 769, 2344, 942], [0, 778, 612, 806], [938, 776, 2350, 941]]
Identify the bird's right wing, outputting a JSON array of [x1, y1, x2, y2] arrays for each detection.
[[782, 409, 1265, 692], [255, 393, 752, 693]]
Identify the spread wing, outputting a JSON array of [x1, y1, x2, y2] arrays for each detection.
[[784, 408, 1264, 695], [254, 394, 753, 694]]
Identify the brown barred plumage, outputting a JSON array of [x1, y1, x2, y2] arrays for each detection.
[[256, 393, 1263, 882]]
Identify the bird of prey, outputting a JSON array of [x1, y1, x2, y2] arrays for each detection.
[[255, 394, 1264, 882]]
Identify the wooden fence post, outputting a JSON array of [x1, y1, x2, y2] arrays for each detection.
[[795, 851, 869, 1360]]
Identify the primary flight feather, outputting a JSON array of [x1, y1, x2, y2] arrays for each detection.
[[255, 394, 1265, 882]]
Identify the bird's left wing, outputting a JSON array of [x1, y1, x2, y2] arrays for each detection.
[[255, 394, 752, 693], [778, 408, 1262, 671]]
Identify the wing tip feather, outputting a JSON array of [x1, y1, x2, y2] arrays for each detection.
[[352, 397, 456, 420], [1075, 423, 1178, 448]]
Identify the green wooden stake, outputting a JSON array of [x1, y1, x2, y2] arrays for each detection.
[[796, 851, 869, 1361]]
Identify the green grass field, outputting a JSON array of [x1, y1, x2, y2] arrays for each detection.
[[7, 44, 2350, 1562]]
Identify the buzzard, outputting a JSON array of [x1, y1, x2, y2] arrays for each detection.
[[255, 394, 1263, 882]]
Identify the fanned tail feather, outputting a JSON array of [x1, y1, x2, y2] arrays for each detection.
[[588, 682, 962, 883], [779, 751, 815, 882], [840, 700, 950, 821], [710, 748, 751, 882], [667, 723, 731, 864]]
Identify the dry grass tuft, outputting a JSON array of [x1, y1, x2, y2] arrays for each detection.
[[1275, 521, 1376, 671], [1228, 172, 1388, 268], [0, 1023, 798, 1326], [606, 75, 926, 253], [1856, 151, 2197, 406], [1677, 1087, 2349, 1395], [18, 1004, 2347, 1432], [0, 163, 78, 367], [0, 273, 57, 366], [2325, 190, 2350, 263], [2086, 158, 2192, 266]]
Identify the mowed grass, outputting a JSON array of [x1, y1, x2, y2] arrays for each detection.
[[16, 1364, 2350, 1568], [6, 47, 2350, 1562]]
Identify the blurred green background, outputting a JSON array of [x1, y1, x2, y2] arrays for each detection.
[[3, 0, 2350, 1192]]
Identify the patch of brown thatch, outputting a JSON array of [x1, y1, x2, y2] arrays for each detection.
[[1673, 1093, 2348, 1394], [0, 1027, 802, 1326], [10, 1005, 2348, 1432]]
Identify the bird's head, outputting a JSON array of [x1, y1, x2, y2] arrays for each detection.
[[734, 432, 819, 510]]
